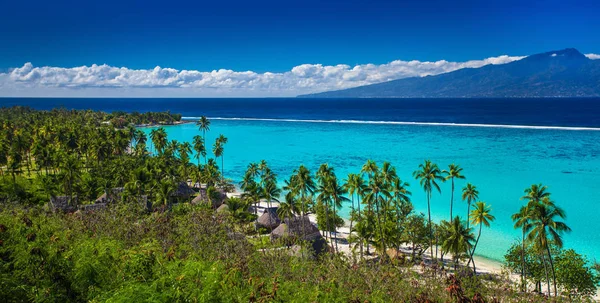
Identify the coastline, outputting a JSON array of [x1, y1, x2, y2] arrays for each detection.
[[250, 199, 506, 275]]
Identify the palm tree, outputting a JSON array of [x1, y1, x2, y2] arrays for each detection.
[[413, 160, 444, 262], [278, 192, 300, 221], [196, 116, 210, 147], [155, 179, 176, 209], [150, 128, 167, 155], [441, 216, 475, 271], [361, 159, 378, 178], [511, 205, 531, 291], [215, 135, 227, 177], [192, 135, 206, 166], [468, 201, 495, 274], [344, 173, 366, 256], [461, 183, 479, 229], [522, 183, 551, 207], [363, 173, 391, 258], [526, 199, 571, 297], [443, 164, 465, 220], [262, 179, 281, 209], [328, 176, 349, 253], [212, 139, 224, 178], [390, 177, 411, 249]]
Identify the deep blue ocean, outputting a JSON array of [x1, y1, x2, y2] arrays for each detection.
[[2, 97, 599, 262]]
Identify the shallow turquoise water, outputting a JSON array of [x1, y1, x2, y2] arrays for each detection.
[[144, 119, 600, 261]]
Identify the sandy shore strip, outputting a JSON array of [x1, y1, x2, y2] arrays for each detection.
[[250, 200, 505, 275]]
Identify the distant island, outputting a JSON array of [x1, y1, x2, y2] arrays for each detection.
[[298, 48, 600, 98]]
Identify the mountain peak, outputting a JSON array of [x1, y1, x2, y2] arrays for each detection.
[[299, 48, 600, 98], [525, 48, 588, 61]]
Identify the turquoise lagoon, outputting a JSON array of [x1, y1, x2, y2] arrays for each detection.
[[143, 118, 600, 262]]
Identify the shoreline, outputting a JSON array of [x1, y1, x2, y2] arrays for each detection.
[[187, 116, 600, 131], [251, 200, 506, 275], [135, 120, 192, 128]]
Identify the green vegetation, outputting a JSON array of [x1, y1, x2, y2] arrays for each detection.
[[0, 107, 598, 302]]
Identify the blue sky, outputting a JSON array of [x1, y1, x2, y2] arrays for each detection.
[[1, 0, 599, 96]]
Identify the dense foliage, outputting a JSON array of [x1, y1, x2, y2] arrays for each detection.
[[0, 107, 598, 302]]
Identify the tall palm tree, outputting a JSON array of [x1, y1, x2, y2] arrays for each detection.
[[196, 116, 210, 146], [413, 160, 444, 263], [328, 176, 349, 253], [363, 173, 391, 259], [441, 216, 475, 271], [361, 159, 378, 178], [390, 177, 411, 248], [212, 139, 224, 178], [344, 173, 366, 256], [522, 184, 551, 207], [526, 199, 571, 297], [214, 135, 227, 177], [443, 164, 465, 220], [468, 201, 495, 273], [278, 192, 300, 221], [150, 127, 167, 155], [262, 179, 281, 209], [511, 205, 531, 291], [192, 135, 206, 165], [461, 183, 479, 229], [290, 165, 315, 241]]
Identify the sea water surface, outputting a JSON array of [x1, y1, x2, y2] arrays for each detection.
[[2, 97, 599, 262]]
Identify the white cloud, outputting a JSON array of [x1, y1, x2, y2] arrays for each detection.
[[585, 53, 600, 60], [0, 54, 527, 97]]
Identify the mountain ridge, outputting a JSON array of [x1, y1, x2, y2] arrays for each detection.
[[297, 48, 600, 98]]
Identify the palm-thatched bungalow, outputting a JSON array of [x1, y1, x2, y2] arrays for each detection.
[[171, 182, 195, 200], [50, 196, 78, 213], [95, 187, 125, 204], [216, 203, 230, 214], [79, 203, 107, 212], [191, 187, 228, 208], [271, 216, 328, 255], [256, 207, 280, 230]]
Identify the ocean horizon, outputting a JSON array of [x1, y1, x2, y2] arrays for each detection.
[[3, 97, 600, 262]]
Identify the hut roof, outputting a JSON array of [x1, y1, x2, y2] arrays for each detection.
[[271, 223, 289, 238], [272, 216, 321, 241], [171, 182, 195, 197], [216, 204, 230, 213], [50, 196, 78, 213], [95, 193, 107, 203], [191, 194, 204, 204], [256, 207, 281, 229]]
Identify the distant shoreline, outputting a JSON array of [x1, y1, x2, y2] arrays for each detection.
[[182, 116, 600, 131]]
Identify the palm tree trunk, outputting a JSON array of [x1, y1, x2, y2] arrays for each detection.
[[546, 245, 557, 297], [468, 223, 482, 274], [427, 191, 434, 266], [349, 194, 354, 247], [374, 193, 386, 261], [541, 253, 551, 296], [466, 201, 471, 229], [450, 178, 454, 220], [521, 231, 526, 292], [333, 199, 338, 253], [358, 194, 363, 260]]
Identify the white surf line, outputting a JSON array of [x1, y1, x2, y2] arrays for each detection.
[[181, 117, 600, 131]]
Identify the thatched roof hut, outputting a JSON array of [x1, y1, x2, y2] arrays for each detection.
[[50, 196, 78, 213], [95, 187, 125, 204], [271, 216, 321, 241], [216, 204, 229, 214], [171, 182, 195, 198], [191, 194, 203, 204], [272, 216, 329, 256], [79, 203, 107, 212], [256, 207, 280, 230]]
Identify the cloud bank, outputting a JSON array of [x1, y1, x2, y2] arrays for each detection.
[[1, 53, 598, 97]]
